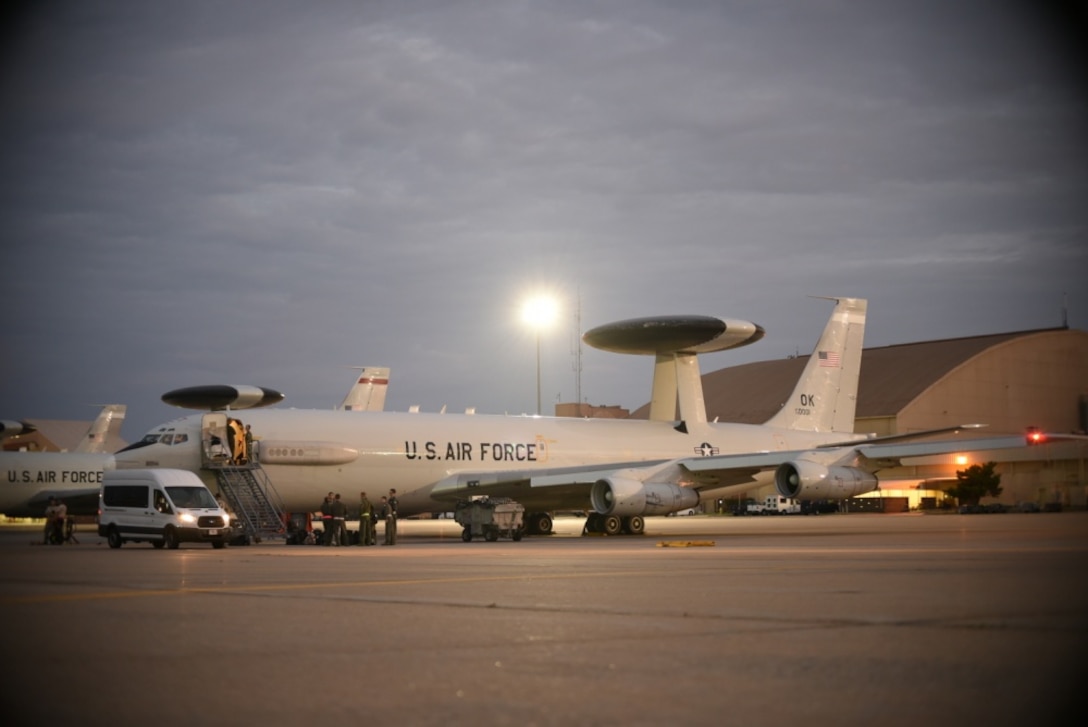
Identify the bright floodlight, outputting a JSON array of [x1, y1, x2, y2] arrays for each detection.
[[521, 294, 560, 415], [521, 295, 559, 330]]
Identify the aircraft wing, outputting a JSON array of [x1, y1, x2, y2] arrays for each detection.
[[430, 433, 1044, 510], [684, 434, 1034, 475], [850, 434, 1037, 462], [429, 460, 671, 511]]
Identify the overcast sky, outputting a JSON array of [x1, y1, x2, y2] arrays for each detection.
[[2, 1, 1086, 441]]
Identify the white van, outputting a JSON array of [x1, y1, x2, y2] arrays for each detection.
[[98, 469, 231, 549]]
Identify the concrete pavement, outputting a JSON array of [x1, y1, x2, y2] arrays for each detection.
[[1, 512, 1084, 726]]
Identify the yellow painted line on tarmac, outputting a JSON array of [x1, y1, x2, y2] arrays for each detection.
[[656, 540, 716, 548]]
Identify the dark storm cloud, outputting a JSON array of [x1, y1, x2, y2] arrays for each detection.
[[1, 1, 1085, 439]]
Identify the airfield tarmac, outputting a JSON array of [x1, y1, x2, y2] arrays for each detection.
[[1, 512, 1085, 727]]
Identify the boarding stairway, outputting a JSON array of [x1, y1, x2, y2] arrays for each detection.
[[211, 463, 287, 543]]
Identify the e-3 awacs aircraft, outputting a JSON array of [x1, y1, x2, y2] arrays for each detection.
[[111, 297, 1040, 536]]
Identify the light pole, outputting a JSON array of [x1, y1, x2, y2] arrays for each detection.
[[521, 295, 558, 415], [535, 330, 542, 416]]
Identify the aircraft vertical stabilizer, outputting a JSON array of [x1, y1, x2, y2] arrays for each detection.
[[75, 404, 126, 453], [763, 297, 866, 433], [339, 367, 390, 412]]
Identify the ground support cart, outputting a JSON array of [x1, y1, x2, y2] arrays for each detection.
[[454, 498, 525, 542]]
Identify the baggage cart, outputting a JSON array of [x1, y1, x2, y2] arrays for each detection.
[[454, 497, 525, 542]]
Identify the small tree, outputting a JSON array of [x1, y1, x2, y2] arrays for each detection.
[[947, 461, 1003, 506]]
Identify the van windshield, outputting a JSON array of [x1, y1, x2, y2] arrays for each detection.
[[166, 486, 218, 509]]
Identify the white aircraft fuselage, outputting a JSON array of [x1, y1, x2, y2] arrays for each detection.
[[114, 409, 852, 516], [0, 451, 114, 517]]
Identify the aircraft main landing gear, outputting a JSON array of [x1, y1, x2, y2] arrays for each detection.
[[524, 512, 553, 536], [582, 513, 645, 536]]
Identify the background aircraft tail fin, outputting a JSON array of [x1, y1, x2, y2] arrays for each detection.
[[338, 367, 390, 412], [75, 404, 126, 453], [763, 297, 866, 433]]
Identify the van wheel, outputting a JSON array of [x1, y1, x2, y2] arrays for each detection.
[[212, 540, 226, 549], [163, 527, 180, 550], [107, 527, 123, 549], [152, 540, 165, 549]]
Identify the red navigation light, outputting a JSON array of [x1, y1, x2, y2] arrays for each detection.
[[1026, 426, 1046, 445]]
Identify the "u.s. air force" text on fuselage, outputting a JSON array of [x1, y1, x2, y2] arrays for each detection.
[[6, 469, 103, 484], [404, 440, 547, 462]]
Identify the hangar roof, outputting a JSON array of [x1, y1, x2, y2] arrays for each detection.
[[630, 328, 1065, 424]]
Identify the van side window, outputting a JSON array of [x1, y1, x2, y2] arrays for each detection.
[[154, 490, 172, 514], [102, 485, 149, 508]]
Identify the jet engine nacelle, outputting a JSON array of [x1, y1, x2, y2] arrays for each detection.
[[590, 477, 699, 516], [0, 420, 35, 438], [775, 460, 878, 500]]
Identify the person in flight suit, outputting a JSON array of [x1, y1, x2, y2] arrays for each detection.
[[358, 491, 374, 546], [319, 492, 334, 545], [42, 497, 59, 545], [385, 488, 399, 545], [244, 424, 254, 464], [331, 493, 347, 546], [377, 496, 389, 545]]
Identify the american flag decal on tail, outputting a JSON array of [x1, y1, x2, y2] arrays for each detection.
[[818, 351, 840, 367]]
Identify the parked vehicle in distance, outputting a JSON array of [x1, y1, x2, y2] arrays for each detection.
[[746, 496, 801, 515]]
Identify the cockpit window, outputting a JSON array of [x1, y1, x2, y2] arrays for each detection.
[[116, 433, 164, 453], [115, 430, 191, 453]]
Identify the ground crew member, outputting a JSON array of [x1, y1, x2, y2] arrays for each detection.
[[244, 424, 254, 464], [385, 488, 399, 545], [319, 492, 334, 545], [331, 493, 347, 546], [378, 496, 390, 545], [229, 418, 245, 463], [358, 491, 374, 546], [42, 497, 59, 545], [54, 498, 68, 544]]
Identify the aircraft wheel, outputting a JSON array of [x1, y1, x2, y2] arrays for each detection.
[[602, 515, 622, 536], [625, 516, 645, 535], [163, 526, 180, 550], [107, 527, 123, 549], [461, 528, 472, 542], [530, 512, 553, 535]]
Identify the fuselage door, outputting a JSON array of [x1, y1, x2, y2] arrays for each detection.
[[201, 412, 231, 467]]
